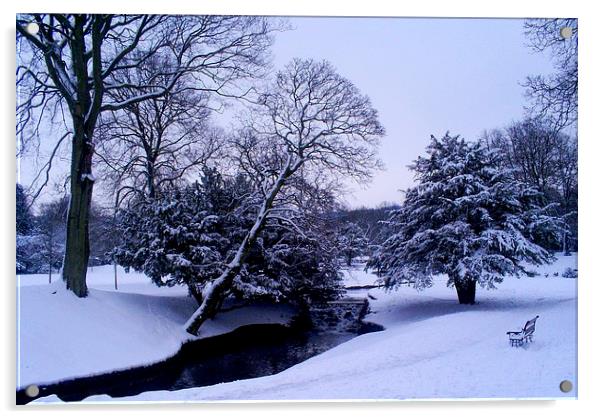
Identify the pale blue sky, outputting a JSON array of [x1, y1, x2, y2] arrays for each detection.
[[269, 17, 555, 207]]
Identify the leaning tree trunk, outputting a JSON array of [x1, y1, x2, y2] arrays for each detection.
[[185, 158, 299, 335], [453, 276, 476, 305], [62, 126, 95, 298], [185, 200, 275, 335]]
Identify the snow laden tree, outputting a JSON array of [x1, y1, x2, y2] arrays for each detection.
[[16, 184, 34, 236], [337, 222, 370, 266], [16, 184, 43, 274], [368, 134, 562, 305], [243, 223, 343, 305], [239, 178, 344, 305], [114, 168, 342, 306], [17, 14, 276, 297], [185, 58, 385, 335], [114, 169, 247, 300]]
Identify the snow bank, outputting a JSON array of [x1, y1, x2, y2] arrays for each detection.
[[17, 266, 295, 388]]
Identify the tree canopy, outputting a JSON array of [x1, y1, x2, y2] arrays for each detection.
[[368, 133, 562, 304]]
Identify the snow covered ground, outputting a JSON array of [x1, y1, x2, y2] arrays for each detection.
[[17, 265, 295, 389], [19, 254, 577, 402]]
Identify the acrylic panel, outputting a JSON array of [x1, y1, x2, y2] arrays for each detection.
[[15, 14, 578, 404]]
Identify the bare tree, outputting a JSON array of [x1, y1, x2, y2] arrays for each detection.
[[96, 57, 223, 203], [484, 118, 559, 193], [555, 135, 578, 212], [483, 118, 578, 251], [16, 14, 276, 297], [523, 18, 577, 130], [553, 133, 578, 253], [185, 58, 385, 335], [483, 118, 576, 201]]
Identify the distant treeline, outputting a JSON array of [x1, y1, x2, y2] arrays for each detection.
[[334, 204, 400, 245]]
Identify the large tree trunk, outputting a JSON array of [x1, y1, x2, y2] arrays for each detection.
[[61, 17, 100, 298], [146, 161, 156, 199], [453, 276, 476, 305], [62, 127, 95, 298]]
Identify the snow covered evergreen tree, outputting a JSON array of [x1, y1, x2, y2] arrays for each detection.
[[16, 184, 44, 274], [16, 234, 46, 274], [337, 222, 370, 266], [16, 184, 34, 235], [368, 133, 562, 304], [113, 168, 240, 300], [114, 167, 343, 306], [239, 211, 343, 304]]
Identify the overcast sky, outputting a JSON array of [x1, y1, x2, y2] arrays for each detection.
[[269, 17, 555, 207], [19, 17, 556, 210]]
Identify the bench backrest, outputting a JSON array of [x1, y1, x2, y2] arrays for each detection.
[[523, 315, 539, 336]]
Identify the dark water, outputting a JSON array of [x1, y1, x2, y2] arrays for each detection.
[[17, 321, 384, 404]]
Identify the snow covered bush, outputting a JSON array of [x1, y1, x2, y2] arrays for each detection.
[[114, 169, 247, 297], [16, 233, 47, 274], [114, 168, 343, 305], [561, 267, 578, 278], [235, 223, 343, 304], [16, 184, 39, 274], [16, 184, 34, 236], [368, 133, 563, 304]]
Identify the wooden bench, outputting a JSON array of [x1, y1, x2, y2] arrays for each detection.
[[506, 315, 539, 347]]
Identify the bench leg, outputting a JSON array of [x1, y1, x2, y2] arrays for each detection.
[[509, 338, 523, 347]]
